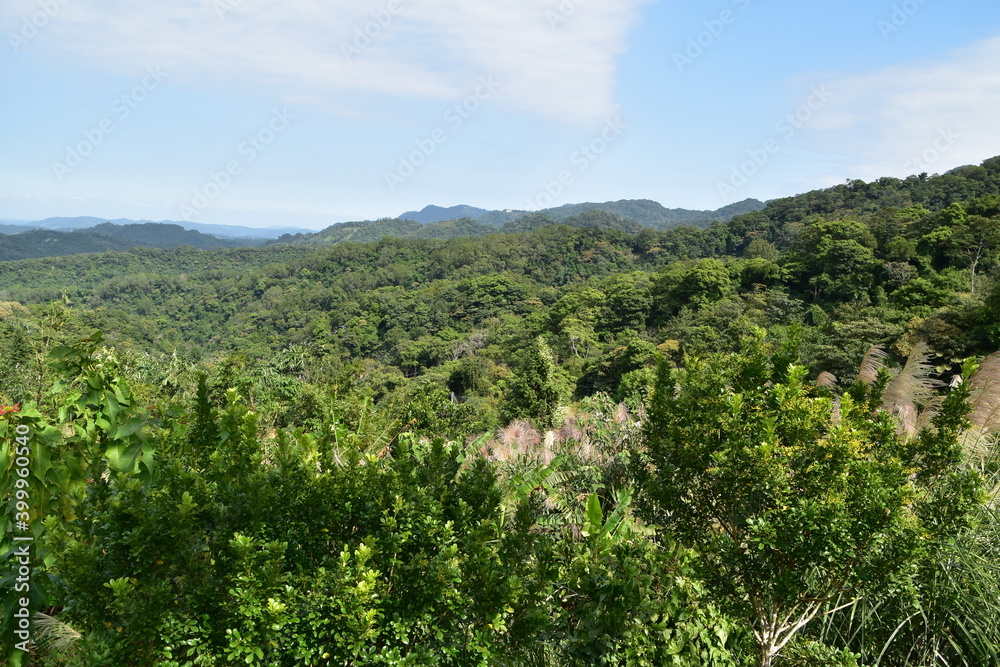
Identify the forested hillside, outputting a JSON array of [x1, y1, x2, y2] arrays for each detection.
[[541, 197, 764, 228], [1, 157, 1000, 666], [399, 204, 491, 223], [0, 222, 259, 261], [279, 198, 767, 248]]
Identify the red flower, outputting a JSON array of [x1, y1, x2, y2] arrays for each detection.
[[0, 404, 20, 417]]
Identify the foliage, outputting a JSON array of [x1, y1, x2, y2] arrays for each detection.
[[640, 334, 983, 667], [2, 157, 1000, 665]]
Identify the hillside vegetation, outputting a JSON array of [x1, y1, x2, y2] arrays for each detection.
[[1, 158, 1000, 666], [0, 222, 259, 261]]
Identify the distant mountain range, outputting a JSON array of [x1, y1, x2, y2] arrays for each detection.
[[0, 223, 251, 262], [0, 198, 767, 261], [283, 198, 766, 248], [0, 217, 313, 240], [398, 199, 763, 229]]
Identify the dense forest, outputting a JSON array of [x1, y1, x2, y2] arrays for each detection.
[[1, 157, 1000, 666]]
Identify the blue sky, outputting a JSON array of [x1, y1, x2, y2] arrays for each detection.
[[2, 0, 1000, 229]]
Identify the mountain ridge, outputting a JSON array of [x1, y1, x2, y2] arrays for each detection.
[[284, 198, 767, 247], [0, 222, 252, 261], [397, 199, 765, 228], [399, 205, 491, 224], [1, 216, 314, 239]]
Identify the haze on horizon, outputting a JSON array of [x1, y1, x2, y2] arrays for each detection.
[[2, 0, 999, 229]]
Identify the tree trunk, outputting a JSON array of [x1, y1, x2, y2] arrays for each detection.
[[756, 623, 777, 667], [970, 252, 980, 295]]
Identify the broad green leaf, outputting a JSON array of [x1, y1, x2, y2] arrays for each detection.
[[106, 441, 144, 473], [111, 417, 145, 440], [586, 493, 603, 534]]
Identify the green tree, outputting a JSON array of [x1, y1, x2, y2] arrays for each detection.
[[595, 273, 652, 333], [792, 219, 879, 302], [500, 337, 568, 429], [743, 238, 780, 262], [948, 214, 1000, 295], [640, 334, 982, 667], [677, 258, 734, 306]]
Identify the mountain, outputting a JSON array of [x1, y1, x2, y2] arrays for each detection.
[[397, 199, 765, 231], [180, 221, 315, 239], [283, 216, 502, 246], [86, 223, 246, 249], [0, 222, 250, 261], [288, 198, 766, 248], [9, 201, 762, 246], [500, 210, 645, 235], [476, 210, 526, 227], [713, 198, 768, 220], [0, 223, 39, 235], [399, 205, 490, 224], [299, 219, 424, 245], [23, 216, 108, 230], [20, 216, 313, 240], [539, 198, 765, 229]]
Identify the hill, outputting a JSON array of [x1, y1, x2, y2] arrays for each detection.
[[298, 218, 424, 245], [499, 210, 645, 235], [20, 216, 313, 239], [396, 199, 766, 231], [541, 198, 764, 229], [0, 223, 38, 235], [291, 199, 766, 248], [399, 204, 490, 224], [0, 222, 252, 261]]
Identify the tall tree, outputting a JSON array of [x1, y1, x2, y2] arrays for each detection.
[[500, 337, 568, 429]]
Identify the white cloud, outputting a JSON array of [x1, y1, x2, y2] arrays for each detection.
[[6, 0, 650, 122], [804, 34, 1000, 179]]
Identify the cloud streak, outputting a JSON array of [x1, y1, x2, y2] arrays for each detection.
[[5, 0, 650, 122], [805, 34, 1000, 178]]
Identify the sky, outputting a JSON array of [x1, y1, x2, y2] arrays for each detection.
[[2, 0, 1000, 230]]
